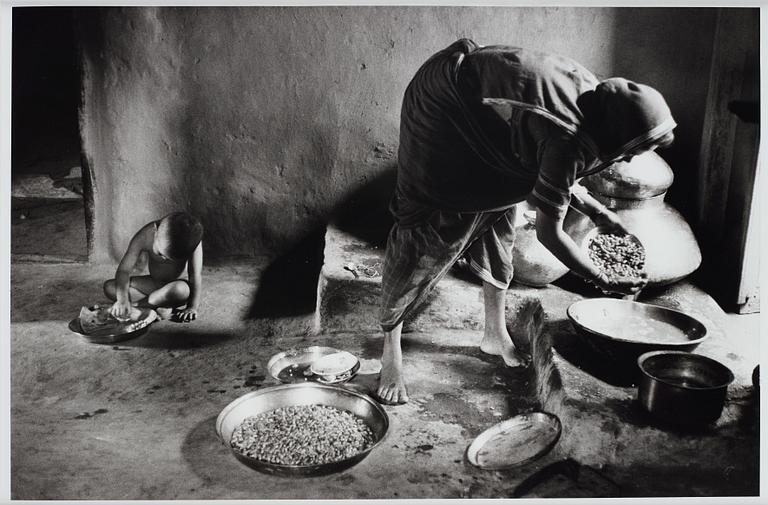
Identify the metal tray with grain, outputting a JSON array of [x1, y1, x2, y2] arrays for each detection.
[[216, 382, 389, 476], [68, 306, 158, 344]]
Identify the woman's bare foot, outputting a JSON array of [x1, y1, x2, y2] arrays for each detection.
[[377, 328, 409, 404], [480, 330, 527, 367]]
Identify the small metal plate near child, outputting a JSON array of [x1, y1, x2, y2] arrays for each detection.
[[467, 412, 562, 470], [267, 346, 360, 385], [68, 305, 158, 344]]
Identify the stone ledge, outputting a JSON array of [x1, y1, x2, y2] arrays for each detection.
[[318, 223, 543, 333]]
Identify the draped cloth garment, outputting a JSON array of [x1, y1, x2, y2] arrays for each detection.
[[380, 39, 676, 331]]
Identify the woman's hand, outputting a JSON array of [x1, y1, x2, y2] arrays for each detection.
[[594, 271, 648, 296]]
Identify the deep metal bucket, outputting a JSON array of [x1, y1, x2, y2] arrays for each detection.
[[637, 350, 734, 426]]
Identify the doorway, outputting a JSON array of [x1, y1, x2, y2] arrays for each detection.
[[12, 7, 87, 262]]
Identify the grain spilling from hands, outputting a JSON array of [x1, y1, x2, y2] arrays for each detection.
[[230, 405, 375, 466], [588, 233, 645, 281]]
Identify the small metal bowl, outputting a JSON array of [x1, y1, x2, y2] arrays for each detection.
[[637, 350, 734, 426], [567, 298, 708, 371], [310, 351, 361, 384], [267, 346, 360, 384], [215, 382, 389, 476]]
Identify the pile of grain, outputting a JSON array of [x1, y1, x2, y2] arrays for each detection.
[[230, 404, 375, 466]]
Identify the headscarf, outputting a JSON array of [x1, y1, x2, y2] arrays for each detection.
[[577, 78, 677, 161]]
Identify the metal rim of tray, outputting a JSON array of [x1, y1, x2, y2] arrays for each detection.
[[67, 315, 155, 344], [566, 298, 709, 347], [215, 382, 390, 475], [314, 360, 362, 384], [466, 412, 562, 470]]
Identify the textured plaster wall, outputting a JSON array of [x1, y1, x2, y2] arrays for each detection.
[[78, 7, 716, 262]]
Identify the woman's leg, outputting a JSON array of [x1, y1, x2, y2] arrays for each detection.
[[464, 207, 528, 366], [377, 322, 407, 404], [479, 281, 526, 367], [377, 211, 472, 405]]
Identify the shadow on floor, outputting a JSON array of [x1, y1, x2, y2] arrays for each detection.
[[115, 326, 239, 350], [181, 414, 267, 492]]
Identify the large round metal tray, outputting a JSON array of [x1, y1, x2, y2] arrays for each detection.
[[216, 382, 389, 476], [466, 412, 562, 470], [567, 298, 708, 368], [68, 307, 158, 344]]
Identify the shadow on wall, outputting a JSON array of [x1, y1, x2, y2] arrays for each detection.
[[331, 163, 397, 248], [244, 164, 397, 320], [245, 226, 326, 319], [609, 7, 718, 224]]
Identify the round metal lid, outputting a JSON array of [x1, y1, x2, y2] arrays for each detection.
[[580, 151, 674, 200], [467, 412, 562, 470]]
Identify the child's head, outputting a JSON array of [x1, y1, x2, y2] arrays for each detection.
[[154, 212, 204, 260]]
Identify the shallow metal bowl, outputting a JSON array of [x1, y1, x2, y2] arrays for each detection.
[[638, 350, 734, 426], [215, 382, 389, 476], [68, 307, 157, 344], [581, 228, 646, 300], [567, 298, 708, 371]]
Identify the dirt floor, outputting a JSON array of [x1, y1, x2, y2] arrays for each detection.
[[9, 258, 761, 500], [10, 262, 548, 500]]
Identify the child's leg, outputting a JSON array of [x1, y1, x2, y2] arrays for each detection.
[[103, 275, 156, 303], [144, 280, 190, 309]]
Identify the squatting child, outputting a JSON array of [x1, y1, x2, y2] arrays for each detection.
[[103, 211, 203, 323]]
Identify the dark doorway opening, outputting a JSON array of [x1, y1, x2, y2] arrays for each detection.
[[12, 7, 87, 262]]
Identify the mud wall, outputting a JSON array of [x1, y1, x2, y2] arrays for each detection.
[[77, 6, 718, 262]]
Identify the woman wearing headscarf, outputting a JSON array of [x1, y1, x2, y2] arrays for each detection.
[[376, 39, 677, 405]]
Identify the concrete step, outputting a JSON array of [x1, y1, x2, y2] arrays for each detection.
[[317, 223, 481, 332], [317, 223, 543, 334]]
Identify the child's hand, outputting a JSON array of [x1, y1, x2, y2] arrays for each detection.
[[110, 300, 133, 320], [174, 307, 197, 323]]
